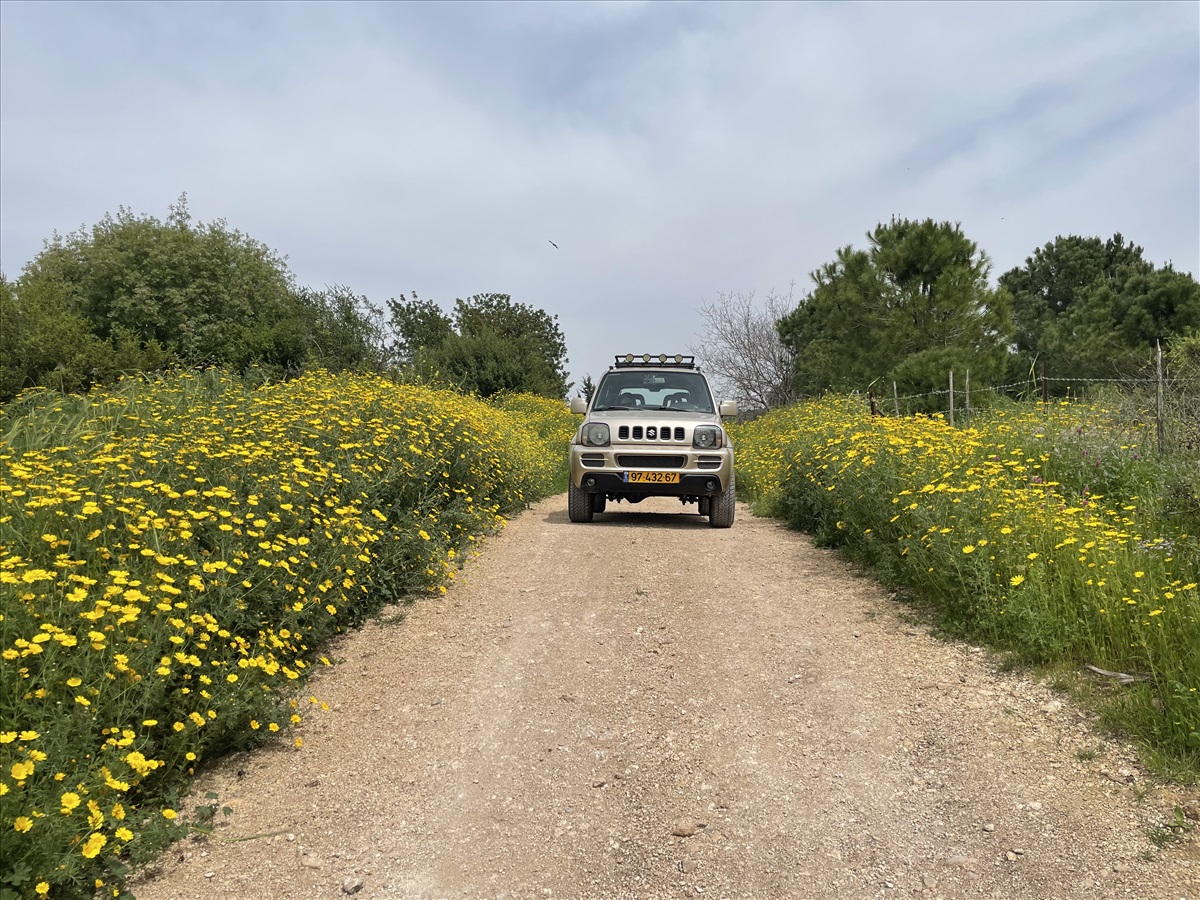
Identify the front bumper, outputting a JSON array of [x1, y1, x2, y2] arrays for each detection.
[[569, 445, 734, 497]]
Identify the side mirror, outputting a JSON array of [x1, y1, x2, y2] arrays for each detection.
[[570, 397, 587, 414], [719, 400, 739, 418]]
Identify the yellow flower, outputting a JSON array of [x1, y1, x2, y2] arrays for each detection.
[[60, 791, 81, 814], [115, 827, 133, 841], [161, 808, 178, 820], [81, 832, 107, 858], [35, 883, 49, 897], [961, 545, 975, 554], [1009, 574, 1025, 586], [14, 816, 33, 832]]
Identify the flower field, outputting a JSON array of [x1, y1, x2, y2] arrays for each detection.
[[0, 371, 577, 899], [731, 397, 1200, 774]]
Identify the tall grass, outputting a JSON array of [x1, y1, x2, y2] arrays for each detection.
[[732, 397, 1200, 776], [0, 371, 577, 899]]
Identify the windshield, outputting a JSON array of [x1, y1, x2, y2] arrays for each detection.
[[592, 371, 715, 413]]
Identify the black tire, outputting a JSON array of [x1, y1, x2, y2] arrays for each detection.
[[568, 481, 594, 522], [708, 476, 735, 528], [697, 497, 711, 517], [592, 494, 607, 514]]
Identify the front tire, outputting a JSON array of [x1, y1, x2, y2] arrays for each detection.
[[592, 494, 607, 514], [568, 481, 594, 522], [708, 476, 735, 528]]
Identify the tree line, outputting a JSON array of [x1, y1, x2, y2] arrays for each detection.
[[0, 196, 570, 403], [692, 218, 1200, 411]]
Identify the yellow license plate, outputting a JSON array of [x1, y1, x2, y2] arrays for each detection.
[[624, 471, 680, 484]]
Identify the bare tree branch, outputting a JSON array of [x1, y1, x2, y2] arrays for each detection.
[[689, 286, 799, 413]]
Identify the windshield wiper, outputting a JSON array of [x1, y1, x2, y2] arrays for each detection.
[[592, 405, 632, 411]]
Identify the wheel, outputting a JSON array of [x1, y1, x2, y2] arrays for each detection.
[[708, 476, 735, 528], [592, 493, 607, 514], [568, 481, 594, 522], [697, 497, 711, 517]]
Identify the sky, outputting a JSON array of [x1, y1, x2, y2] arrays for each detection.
[[2, 0, 1197, 393]]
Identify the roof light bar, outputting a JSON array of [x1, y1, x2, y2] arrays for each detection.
[[612, 354, 696, 368]]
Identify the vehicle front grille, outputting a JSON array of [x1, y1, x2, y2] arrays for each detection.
[[616, 455, 686, 469], [617, 425, 686, 441]]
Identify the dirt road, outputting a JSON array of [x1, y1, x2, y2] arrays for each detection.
[[135, 498, 1198, 900]]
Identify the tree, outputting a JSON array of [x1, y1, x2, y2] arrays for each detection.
[[297, 284, 388, 373], [0, 270, 169, 399], [1046, 267, 1199, 379], [777, 218, 1013, 398], [2, 196, 389, 400], [386, 292, 571, 399], [579, 374, 596, 403], [386, 293, 453, 365], [998, 234, 1156, 374], [689, 287, 798, 412]]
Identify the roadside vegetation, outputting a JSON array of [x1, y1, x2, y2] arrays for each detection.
[[731, 396, 1200, 778], [0, 371, 576, 899]]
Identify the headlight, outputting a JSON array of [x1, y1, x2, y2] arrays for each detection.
[[692, 426, 723, 449], [582, 423, 610, 447]]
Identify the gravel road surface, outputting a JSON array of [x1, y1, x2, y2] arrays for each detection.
[[135, 497, 1198, 900]]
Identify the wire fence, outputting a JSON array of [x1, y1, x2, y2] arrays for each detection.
[[862, 345, 1200, 459]]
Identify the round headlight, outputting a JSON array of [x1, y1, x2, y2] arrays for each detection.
[[674, 354, 683, 363], [693, 426, 720, 449], [585, 423, 610, 446], [658, 354, 667, 363], [625, 354, 634, 363], [642, 354, 651, 362]]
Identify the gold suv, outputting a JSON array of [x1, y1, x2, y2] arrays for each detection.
[[568, 354, 738, 527]]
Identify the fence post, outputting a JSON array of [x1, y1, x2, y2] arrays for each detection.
[[893, 381, 900, 416], [869, 390, 879, 417], [1156, 340, 1164, 459], [965, 368, 970, 419], [1041, 362, 1048, 404], [948, 370, 955, 427]]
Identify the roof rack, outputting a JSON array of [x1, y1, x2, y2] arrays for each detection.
[[613, 354, 696, 368]]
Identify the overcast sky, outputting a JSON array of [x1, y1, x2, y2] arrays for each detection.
[[2, 0, 1197, 392]]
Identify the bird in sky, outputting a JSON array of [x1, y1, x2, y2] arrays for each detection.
[[548, 240, 558, 249]]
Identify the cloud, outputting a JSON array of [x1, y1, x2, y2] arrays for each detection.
[[2, 0, 1196, 387]]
